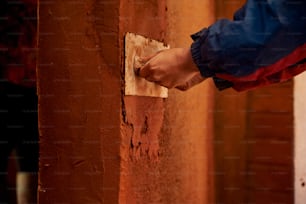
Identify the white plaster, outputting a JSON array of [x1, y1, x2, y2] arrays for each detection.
[[124, 33, 169, 98], [294, 71, 306, 204]]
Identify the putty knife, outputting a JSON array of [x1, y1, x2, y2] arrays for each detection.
[[124, 33, 169, 98]]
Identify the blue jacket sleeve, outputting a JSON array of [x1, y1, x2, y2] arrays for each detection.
[[233, 4, 246, 21], [191, 0, 306, 90]]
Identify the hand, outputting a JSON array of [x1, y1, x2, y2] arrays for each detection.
[[136, 48, 206, 91]]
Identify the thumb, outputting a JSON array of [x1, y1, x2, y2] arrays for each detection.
[[134, 50, 163, 77], [133, 56, 146, 76], [175, 72, 206, 91]]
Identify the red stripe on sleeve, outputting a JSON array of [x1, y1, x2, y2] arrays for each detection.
[[216, 43, 306, 83], [232, 62, 306, 91]]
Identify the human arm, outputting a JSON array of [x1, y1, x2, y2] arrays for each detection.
[[137, 48, 206, 90], [138, 0, 306, 91]]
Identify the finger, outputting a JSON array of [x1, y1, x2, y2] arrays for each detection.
[[175, 84, 189, 91], [134, 56, 146, 70], [136, 49, 166, 79], [144, 72, 164, 84], [145, 76, 160, 83], [139, 49, 165, 63], [134, 67, 141, 76], [133, 55, 147, 76], [138, 62, 151, 78], [158, 79, 177, 89], [133, 52, 159, 77], [135, 54, 158, 78], [175, 72, 205, 91]]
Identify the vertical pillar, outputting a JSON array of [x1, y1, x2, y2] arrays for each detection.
[[119, 0, 215, 203], [38, 1, 121, 203], [165, 0, 215, 203], [118, 1, 168, 203], [38, 0, 215, 203]]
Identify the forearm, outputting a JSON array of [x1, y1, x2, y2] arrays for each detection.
[[191, 0, 306, 91]]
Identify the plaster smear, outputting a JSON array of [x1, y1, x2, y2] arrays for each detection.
[[123, 96, 165, 160], [123, 34, 167, 160], [125, 32, 169, 98]]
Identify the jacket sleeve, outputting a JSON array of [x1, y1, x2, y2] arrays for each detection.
[[233, 4, 246, 21], [190, 0, 306, 91]]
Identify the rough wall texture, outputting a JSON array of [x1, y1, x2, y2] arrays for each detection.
[[38, 1, 121, 203], [38, 0, 215, 203], [120, 0, 215, 203], [119, 1, 168, 203], [165, 0, 215, 203], [214, 1, 294, 203]]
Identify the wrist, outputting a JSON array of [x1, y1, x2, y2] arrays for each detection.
[[184, 48, 200, 72], [190, 39, 214, 78]]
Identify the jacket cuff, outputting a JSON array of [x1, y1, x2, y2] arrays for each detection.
[[190, 28, 233, 90], [213, 77, 233, 90], [190, 28, 214, 78]]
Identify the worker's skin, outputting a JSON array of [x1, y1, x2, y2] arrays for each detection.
[[137, 48, 206, 90]]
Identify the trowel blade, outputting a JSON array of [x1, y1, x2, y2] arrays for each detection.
[[124, 32, 169, 98]]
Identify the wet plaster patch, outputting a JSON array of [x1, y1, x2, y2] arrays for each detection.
[[124, 32, 169, 98], [123, 96, 165, 160]]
